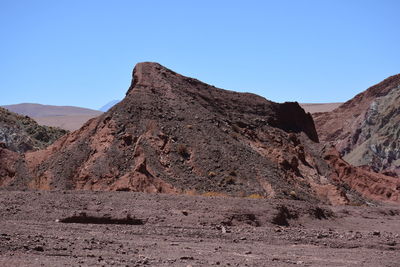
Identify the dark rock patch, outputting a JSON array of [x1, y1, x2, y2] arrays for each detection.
[[59, 213, 145, 225]]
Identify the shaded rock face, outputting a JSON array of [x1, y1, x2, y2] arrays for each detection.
[[0, 148, 19, 186], [314, 74, 400, 177], [0, 107, 68, 153], [1, 63, 399, 204]]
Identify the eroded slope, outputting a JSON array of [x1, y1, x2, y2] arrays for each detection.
[[314, 74, 400, 176]]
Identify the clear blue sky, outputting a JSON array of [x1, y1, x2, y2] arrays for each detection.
[[1, 0, 399, 110]]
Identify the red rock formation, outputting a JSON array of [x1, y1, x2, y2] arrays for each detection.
[[0, 147, 19, 187], [323, 146, 399, 203], [18, 63, 320, 198], [314, 74, 400, 176], [1, 62, 399, 205]]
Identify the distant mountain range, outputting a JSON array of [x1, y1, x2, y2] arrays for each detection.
[[1, 103, 103, 131], [0, 101, 338, 132], [300, 103, 342, 114], [2, 103, 102, 117]]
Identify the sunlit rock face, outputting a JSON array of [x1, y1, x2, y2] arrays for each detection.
[[314, 74, 400, 177]]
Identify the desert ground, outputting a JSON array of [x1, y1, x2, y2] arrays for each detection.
[[0, 190, 399, 266], [299, 103, 342, 114], [32, 115, 100, 131]]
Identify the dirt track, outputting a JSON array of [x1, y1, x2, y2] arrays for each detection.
[[0, 190, 399, 266]]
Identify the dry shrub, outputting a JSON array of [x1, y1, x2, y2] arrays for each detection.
[[271, 205, 298, 226], [229, 170, 237, 176], [309, 207, 334, 220], [176, 144, 190, 158], [208, 171, 216, 178], [202, 191, 228, 197], [184, 189, 197, 196], [224, 177, 236, 185], [247, 193, 264, 199], [289, 190, 298, 199]]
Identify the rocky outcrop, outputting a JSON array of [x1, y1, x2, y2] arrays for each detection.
[[1, 63, 399, 204], [314, 74, 400, 177], [0, 107, 67, 153], [0, 147, 19, 186], [323, 146, 400, 203], [19, 63, 323, 199]]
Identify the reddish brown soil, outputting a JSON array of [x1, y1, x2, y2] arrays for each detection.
[[323, 146, 400, 203], [0, 190, 399, 266]]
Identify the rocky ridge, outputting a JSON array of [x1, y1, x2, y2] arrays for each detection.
[[1, 63, 399, 204], [0, 107, 67, 153], [314, 74, 400, 177]]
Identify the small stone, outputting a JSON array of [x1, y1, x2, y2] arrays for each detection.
[[221, 226, 227, 234], [33, 246, 44, 252], [372, 231, 380, 236], [317, 233, 329, 239]]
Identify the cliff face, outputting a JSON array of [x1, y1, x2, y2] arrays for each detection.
[[1, 63, 399, 204], [0, 107, 67, 153], [314, 74, 400, 177]]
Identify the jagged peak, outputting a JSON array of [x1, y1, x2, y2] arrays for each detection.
[[126, 62, 180, 95]]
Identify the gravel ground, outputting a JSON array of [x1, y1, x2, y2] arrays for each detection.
[[0, 190, 399, 266]]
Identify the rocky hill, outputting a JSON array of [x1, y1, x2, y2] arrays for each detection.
[[313, 74, 400, 177], [0, 107, 67, 153], [1, 63, 399, 204]]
